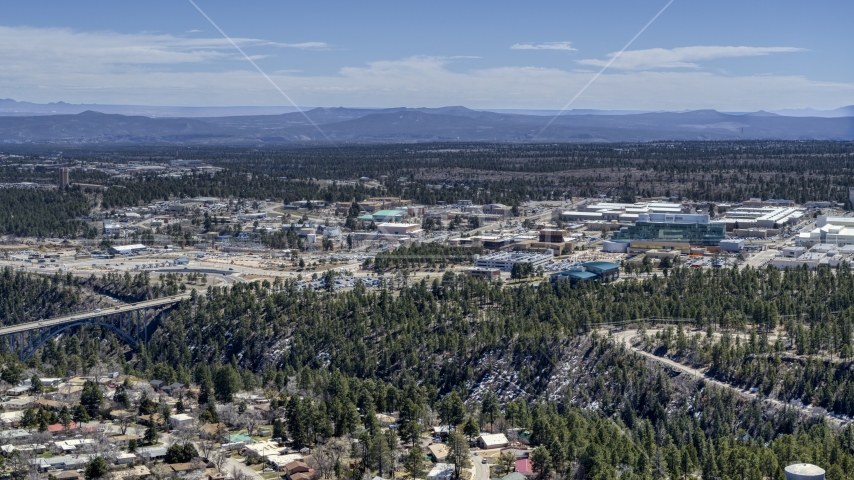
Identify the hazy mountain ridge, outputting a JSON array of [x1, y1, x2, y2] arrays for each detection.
[[0, 106, 851, 144]]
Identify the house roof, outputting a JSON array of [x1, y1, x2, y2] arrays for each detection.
[[478, 433, 509, 446], [228, 433, 255, 443], [137, 446, 167, 457], [290, 472, 316, 480], [47, 422, 77, 432], [54, 471, 82, 480], [515, 459, 533, 474], [427, 444, 449, 459], [285, 460, 310, 473], [502, 473, 527, 480], [170, 463, 202, 472]]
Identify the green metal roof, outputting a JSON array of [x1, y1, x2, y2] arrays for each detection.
[[582, 261, 620, 271], [561, 270, 597, 279], [229, 433, 255, 443], [373, 209, 405, 216]]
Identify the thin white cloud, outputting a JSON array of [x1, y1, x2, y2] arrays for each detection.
[[279, 42, 329, 50], [511, 42, 576, 51], [0, 26, 326, 70], [0, 26, 849, 111], [577, 45, 806, 70]]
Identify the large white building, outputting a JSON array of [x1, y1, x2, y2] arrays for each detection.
[[720, 206, 804, 230], [799, 216, 854, 247], [773, 243, 854, 270], [103, 221, 123, 235], [109, 244, 148, 255], [376, 223, 424, 237], [562, 201, 688, 223], [474, 251, 552, 272]]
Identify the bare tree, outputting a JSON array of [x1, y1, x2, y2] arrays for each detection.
[[326, 437, 350, 468], [89, 361, 108, 385], [131, 382, 156, 406], [30, 431, 52, 448], [170, 425, 196, 450], [90, 431, 119, 463], [493, 417, 509, 437], [263, 404, 285, 425], [9, 447, 39, 478], [116, 410, 135, 435], [198, 439, 217, 461], [210, 449, 230, 474], [243, 409, 262, 437], [231, 466, 251, 480], [150, 462, 173, 480], [308, 444, 336, 479], [6, 451, 27, 476], [218, 404, 239, 427]]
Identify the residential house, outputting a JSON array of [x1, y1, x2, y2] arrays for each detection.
[[267, 454, 304, 472], [137, 446, 168, 461], [284, 460, 312, 480], [515, 459, 534, 477], [427, 444, 449, 462], [169, 413, 195, 429], [427, 464, 455, 480], [477, 433, 509, 450]]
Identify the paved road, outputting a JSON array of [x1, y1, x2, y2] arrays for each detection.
[[471, 452, 490, 480], [223, 456, 265, 480], [612, 329, 846, 428]]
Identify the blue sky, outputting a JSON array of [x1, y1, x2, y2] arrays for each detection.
[[2, 0, 852, 110]]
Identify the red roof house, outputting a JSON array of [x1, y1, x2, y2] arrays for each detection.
[[47, 422, 77, 432], [515, 459, 533, 476]]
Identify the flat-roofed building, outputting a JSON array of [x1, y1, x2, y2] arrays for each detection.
[[246, 440, 284, 458], [465, 268, 501, 281], [560, 211, 604, 222], [104, 221, 123, 235], [581, 261, 620, 281], [477, 433, 509, 449], [372, 209, 408, 223], [799, 216, 854, 247], [376, 223, 423, 237], [474, 251, 552, 272], [551, 269, 598, 285], [268, 454, 304, 472], [611, 213, 725, 246], [720, 239, 745, 252], [109, 244, 148, 255], [470, 235, 516, 251]]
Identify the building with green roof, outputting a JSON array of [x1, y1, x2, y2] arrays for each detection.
[[371, 209, 407, 222]]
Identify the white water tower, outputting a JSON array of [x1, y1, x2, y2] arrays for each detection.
[[784, 463, 825, 480]]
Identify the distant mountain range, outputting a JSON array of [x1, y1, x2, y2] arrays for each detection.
[[0, 102, 851, 144], [0, 99, 304, 118], [3, 98, 853, 119]]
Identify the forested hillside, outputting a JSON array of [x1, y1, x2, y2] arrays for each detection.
[[0, 267, 87, 325], [24, 265, 850, 413], [7, 266, 854, 477]]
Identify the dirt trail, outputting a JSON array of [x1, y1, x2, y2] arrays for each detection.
[[610, 330, 846, 429]]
